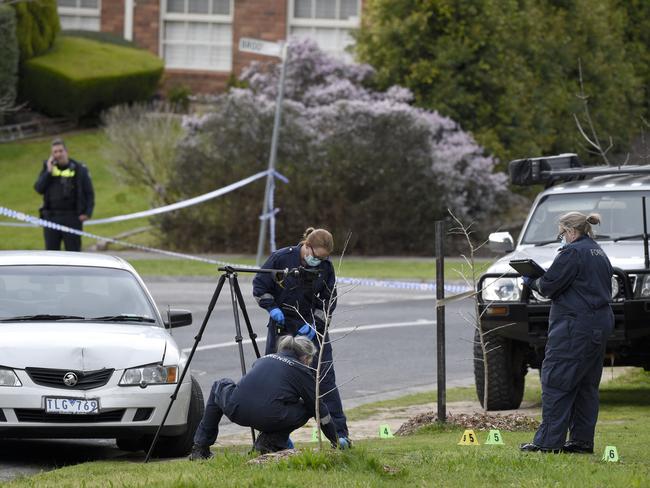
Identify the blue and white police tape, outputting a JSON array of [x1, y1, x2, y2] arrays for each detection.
[[336, 276, 469, 294], [0, 205, 237, 267], [0, 169, 288, 227], [0, 205, 470, 295]]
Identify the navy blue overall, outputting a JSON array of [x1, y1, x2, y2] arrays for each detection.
[[253, 244, 349, 437], [530, 235, 614, 449], [193, 351, 337, 448]]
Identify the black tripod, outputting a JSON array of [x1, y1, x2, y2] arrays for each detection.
[[144, 265, 288, 463]]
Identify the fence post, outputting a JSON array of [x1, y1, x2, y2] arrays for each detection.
[[435, 220, 446, 422]]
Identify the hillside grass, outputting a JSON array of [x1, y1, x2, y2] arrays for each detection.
[[0, 131, 156, 250], [7, 369, 649, 487]]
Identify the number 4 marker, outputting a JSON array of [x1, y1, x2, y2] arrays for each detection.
[[379, 424, 394, 438]]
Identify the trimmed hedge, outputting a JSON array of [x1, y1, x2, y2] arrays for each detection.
[[0, 5, 18, 122], [12, 0, 59, 61], [20, 36, 164, 118], [62, 29, 138, 48]]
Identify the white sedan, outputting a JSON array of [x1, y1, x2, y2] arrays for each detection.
[[0, 251, 203, 457]]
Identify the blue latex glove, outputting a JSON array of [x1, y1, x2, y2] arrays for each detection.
[[522, 276, 534, 288], [298, 323, 316, 340], [338, 437, 352, 449], [286, 437, 294, 449], [269, 307, 285, 325]]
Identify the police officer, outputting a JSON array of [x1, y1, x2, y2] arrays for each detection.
[[520, 212, 614, 454], [189, 336, 339, 460], [34, 138, 94, 251], [252, 227, 351, 447]]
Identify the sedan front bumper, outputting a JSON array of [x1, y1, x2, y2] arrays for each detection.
[[0, 369, 191, 439]]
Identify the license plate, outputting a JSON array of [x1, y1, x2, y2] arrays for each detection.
[[45, 397, 99, 415]]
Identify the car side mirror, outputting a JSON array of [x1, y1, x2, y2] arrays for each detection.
[[164, 309, 192, 328], [488, 232, 515, 253]]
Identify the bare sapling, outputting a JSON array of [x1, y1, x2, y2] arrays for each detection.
[[447, 210, 514, 411], [288, 233, 359, 449]]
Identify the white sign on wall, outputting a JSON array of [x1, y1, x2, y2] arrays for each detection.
[[238, 37, 283, 58]]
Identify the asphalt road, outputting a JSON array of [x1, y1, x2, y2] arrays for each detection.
[[0, 276, 476, 482]]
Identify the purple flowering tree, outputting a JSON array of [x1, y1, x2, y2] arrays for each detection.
[[167, 38, 507, 254]]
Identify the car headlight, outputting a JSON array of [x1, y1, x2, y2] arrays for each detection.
[[119, 364, 178, 387], [611, 275, 620, 299], [0, 368, 22, 387], [481, 277, 522, 302], [639, 274, 650, 298]]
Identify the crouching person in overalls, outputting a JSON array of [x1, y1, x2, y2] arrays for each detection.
[[520, 212, 614, 454], [189, 336, 339, 460]]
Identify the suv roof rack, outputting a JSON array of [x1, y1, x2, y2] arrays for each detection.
[[509, 153, 650, 187]]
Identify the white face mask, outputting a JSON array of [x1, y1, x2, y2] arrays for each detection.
[[305, 254, 321, 267], [561, 235, 567, 245]]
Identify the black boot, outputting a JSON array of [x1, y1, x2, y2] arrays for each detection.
[[188, 444, 214, 461], [254, 432, 290, 454], [519, 442, 562, 454], [562, 440, 594, 454]]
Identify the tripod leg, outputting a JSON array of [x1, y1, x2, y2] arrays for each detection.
[[144, 273, 227, 463], [232, 275, 261, 359], [227, 273, 257, 444]]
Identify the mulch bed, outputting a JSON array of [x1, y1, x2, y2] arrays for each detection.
[[396, 411, 540, 436]]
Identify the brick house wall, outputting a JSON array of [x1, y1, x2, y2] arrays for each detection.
[[96, 1, 359, 95], [232, 0, 287, 76], [100, 0, 124, 36], [132, 0, 161, 56]]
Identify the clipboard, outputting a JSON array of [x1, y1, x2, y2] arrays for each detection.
[[509, 259, 545, 279]]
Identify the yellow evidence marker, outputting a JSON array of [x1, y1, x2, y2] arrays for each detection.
[[458, 429, 480, 446], [379, 424, 394, 439], [485, 429, 505, 445], [602, 446, 619, 462]]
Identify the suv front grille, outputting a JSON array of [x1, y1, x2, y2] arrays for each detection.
[[14, 408, 125, 423], [25, 367, 114, 390]]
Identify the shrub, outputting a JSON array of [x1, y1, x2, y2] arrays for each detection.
[[0, 5, 18, 123], [102, 103, 184, 205], [20, 36, 164, 118], [12, 0, 59, 61], [167, 84, 191, 112], [355, 0, 643, 165], [158, 39, 507, 255]]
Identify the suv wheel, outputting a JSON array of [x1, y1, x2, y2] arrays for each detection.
[[474, 331, 527, 410]]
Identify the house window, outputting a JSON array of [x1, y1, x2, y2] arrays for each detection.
[[57, 0, 101, 31], [161, 0, 233, 71], [288, 0, 360, 61]]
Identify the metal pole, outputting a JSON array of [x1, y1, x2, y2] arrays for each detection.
[[641, 197, 650, 269], [227, 272, 256, 443], [435, 220, 446, 423], [255, 42, 288, 266]]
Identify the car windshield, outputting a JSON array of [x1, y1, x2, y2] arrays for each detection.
[[522, 191, 650, 245], [0, 265, 158, 324]]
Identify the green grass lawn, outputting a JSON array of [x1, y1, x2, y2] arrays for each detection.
[[0, 131, 155, 250], [127, 257, 490, 281], [7, 370, 649, 487]]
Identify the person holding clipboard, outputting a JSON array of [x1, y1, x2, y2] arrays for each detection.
[[513, 212, 614, 454]]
